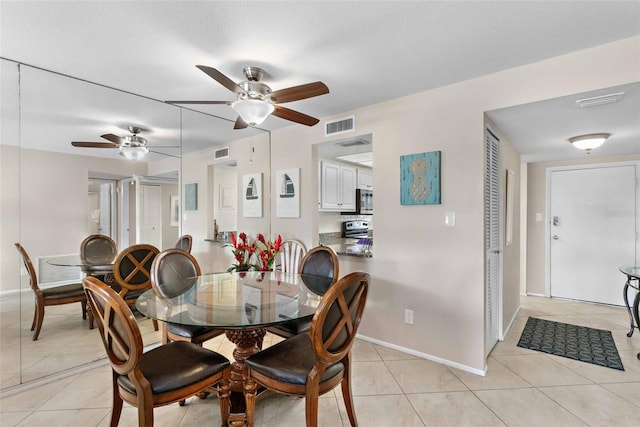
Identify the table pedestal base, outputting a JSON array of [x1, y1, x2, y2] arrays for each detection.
[[225, 327, 267, 427]]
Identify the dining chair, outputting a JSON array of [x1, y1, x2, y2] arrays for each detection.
[[82, 276, 231, 427], [113, 244, 160, 331], [174, 234, 193, 253], [80, 234, 118, 265], [267, 245, 339, 339], [14, 243, 88, 340], [150, 248, 225, 346], [277, 239, 307, 273], [244, 271, 369, 427]]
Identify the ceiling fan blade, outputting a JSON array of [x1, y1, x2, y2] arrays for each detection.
[[165, 100, 232, 105], [100, 133, 125, 144], [196, 65, 246, 96], [71, 141, 118, 148], [234, 116, 249, 130], [272, 106, 320, 126], [267, 81, 329, 104]]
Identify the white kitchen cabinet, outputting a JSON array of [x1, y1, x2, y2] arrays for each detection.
[[320, 161, 356, 211], [357, 168, 373, 190]]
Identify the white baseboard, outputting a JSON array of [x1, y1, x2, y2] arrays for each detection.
[[356, 333, 486, 377], [500, 306, 520, 341]]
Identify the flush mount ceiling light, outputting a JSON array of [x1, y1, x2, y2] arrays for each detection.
[[568, 133, 610, 153], [119, 145, 149, 161]]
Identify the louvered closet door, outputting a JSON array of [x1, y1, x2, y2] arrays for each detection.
[[485, 129, 501, 356]]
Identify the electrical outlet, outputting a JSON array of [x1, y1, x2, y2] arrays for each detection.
[[404, 309, 414, 325]]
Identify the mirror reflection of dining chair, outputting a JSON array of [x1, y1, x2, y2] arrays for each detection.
[[113, 244, 160, 331], [277, 239, 307, 274], [267, 245, 339, 339], [244, 272, 369, 427], [82, 276, 231, 426], [80, 234, 118, 328], [14, 243, 89, 340], [150, 248, 225, 346], [174, 234, 193, 253]]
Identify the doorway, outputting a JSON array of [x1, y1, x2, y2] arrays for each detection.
[[548, 162, 638, 305], [88, 178, 117, 241]]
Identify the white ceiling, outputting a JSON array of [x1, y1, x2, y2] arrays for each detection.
[[1, 1, 639, 163]]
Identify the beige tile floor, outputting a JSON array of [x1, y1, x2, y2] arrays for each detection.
[[1, 295, 639, 426]]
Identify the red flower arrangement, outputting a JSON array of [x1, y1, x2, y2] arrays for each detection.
[[226, 232, 282, 272]]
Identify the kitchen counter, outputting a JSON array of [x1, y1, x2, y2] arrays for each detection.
[[319, 232, 373, 258]]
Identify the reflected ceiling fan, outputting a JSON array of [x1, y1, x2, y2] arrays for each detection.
[[167, 65, 329, 129], [71, 126, 179, 161]]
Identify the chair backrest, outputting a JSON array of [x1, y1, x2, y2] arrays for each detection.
[[113, 244, 159, 299], [150, 248, 201, 299], [174, 235, 193, 253], [309, 271, 369, 364], [80, 234, 118, 264], [83, 276, 143, 376], [278, 239, 307, 274], [14, 243, 40, 293], [300, 246, 339, 283]]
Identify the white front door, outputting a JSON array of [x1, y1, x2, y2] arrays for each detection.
[[549, 163, 637, 306], [140, 184, 162, 248]]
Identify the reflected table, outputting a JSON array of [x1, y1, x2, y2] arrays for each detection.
[[47, 254, 114, 276], [619, 266, 640, 360], [135, 270, 332, 425]]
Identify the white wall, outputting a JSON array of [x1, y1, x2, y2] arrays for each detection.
[[267, 36, 640, 372]]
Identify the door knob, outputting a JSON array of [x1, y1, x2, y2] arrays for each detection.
[[552, 235, 559, 240]]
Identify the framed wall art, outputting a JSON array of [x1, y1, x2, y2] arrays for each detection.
[[185, 183, 198, 210], [400, 150, 441, 205], [170, 195, 180, 227], [242, 173, 262, 217], [276, 168, 300, 218]]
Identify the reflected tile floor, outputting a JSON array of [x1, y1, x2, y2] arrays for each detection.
[[1, 295, 640, 426]]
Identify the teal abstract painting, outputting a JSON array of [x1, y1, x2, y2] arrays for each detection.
[[400, 151, 441, 205], [185, 183, 198, 211]]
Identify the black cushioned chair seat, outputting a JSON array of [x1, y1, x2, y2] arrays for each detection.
[[167, 322, 221, 339], [42, 283, 85, 299], [117, 341, 230, 395], [246, 333, 344, 386], [82, 264, 114, 274], [272, 315, 312, 336]]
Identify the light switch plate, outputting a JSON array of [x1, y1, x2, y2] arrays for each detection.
[[445, 211, 456, 227], [536, 213, 543, 222]]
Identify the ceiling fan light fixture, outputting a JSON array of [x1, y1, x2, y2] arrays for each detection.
[[568, 133, 610, 153], [231, 99, 274, 126], [120, 145, 149, 161]]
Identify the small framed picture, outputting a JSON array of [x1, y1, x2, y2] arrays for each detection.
[[170, 195, 179, 227]]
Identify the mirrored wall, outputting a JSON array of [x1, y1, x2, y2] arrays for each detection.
[[0, 58, 270, 388]]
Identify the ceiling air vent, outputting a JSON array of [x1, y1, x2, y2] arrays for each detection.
[[336, 139, 370, 148], [213, 146, 229, 160], [325, 116, 355, 136]]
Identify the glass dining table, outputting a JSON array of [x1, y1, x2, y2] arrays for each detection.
[[135, 270, 332, 422]]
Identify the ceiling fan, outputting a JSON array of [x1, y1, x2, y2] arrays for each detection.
[[71, 126, 179, 161], [166, 65, 329, 129]]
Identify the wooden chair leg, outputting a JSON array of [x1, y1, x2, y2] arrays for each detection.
[[152, 319, 159, 331], [341, 369, 358, 427], [111, 374, 123, 427], [81, 301, 87, 320], [30, 304, 37, 331], [218, 373, 230, 427], [305, 388, 320, 427], [244, 377, 257, 427], [32, 302, 45, 341]]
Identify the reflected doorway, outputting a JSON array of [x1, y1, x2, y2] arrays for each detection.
[[88, 179, 117, 240]]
